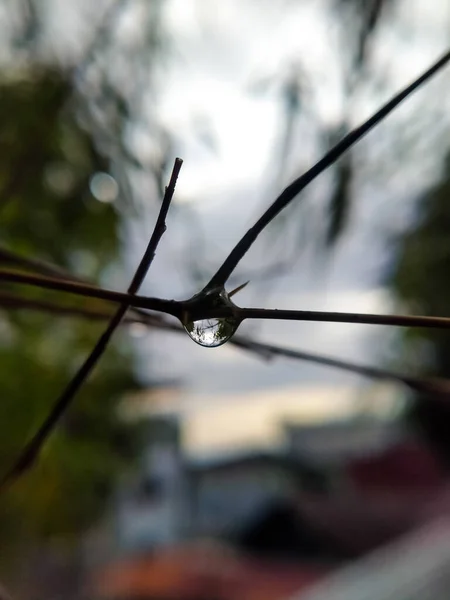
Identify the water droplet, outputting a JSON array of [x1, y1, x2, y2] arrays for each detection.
[[182, 287, 240, 348], [184, 316, 239, 347]]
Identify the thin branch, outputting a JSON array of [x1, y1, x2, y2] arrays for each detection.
[[0, 291, 114, 320], [0, 291, 180, 334], [0, 159, 182, 491], [0, 245, 89, 281], [3, 287, 450, 401], [0, 268, 180, 316], [0, 244, 164, 326], [0, 291, 142, 323], [206, 48, 450, 288], [231, 307, 450, 331], [231, 336, 450, 399], [3, 267, 450, 331]]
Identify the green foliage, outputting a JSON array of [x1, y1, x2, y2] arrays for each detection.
[[390, 151, 450, 465], [0, 69, 117, 271], [0, 68, 144, 548], [392, 152, 450, 372]]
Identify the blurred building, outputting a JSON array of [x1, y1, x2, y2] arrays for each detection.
[[105, 411, 446, 554], [187, 450, 305, 538], [87, 404, 450, 599], [285, 419, 403, 469], [114, 415, 187, 552]]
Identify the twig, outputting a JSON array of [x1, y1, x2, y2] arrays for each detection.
[[0, 245, 90, 281], [0, 245, 164, 327], [231, 336, 450, 400], [220, 306, 450, 331], [206, 48, 450, 288], [0, 268, 179, 316], [3, 267, 450, 331], [0, 158, 182, 490], [0, 291, 149, 324], [3, 287, 450, 402]]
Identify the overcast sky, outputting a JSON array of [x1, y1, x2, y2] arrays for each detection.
[[104, 0, 450, 453]]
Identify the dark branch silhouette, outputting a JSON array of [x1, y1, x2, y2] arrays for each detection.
[[231, 337, 450, 401], [211, 306, 450, 331], [0, 268, 179, 315], [3, 267, 450, 331], [3, 288, 450, 404], [0, 245, 168, 326], [1, 49, 450, 490], [206, 48, 450, 288], [0, 245, 96, 281], [0, 158, 182, 490], [0, 291, 159, 325]]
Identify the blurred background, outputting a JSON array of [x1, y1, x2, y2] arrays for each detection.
[[1, 0, 450, 598]]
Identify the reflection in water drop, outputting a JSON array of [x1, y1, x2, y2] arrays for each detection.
[[184, 316, 239, 348], [182, 287, 240, 347]]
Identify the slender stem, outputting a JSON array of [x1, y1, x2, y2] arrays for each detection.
[[0, 244, 165, 324], [0, 291, 121, 321], [2, 287, 450, 399], [0, 268, 180, 317], [238, 307, 450, 330], [0, 245, 80, 281], [0, 291, 179, 331], [206, 48, 450, 287], [0, 159, 182, 490], [199, 306, 450, 330], [3, 266, 450, 332], [231, 336, 450, 397]]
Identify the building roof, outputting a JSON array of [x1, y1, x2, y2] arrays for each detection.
[[348, 439, 444, 493], [295, 439, 446, 556], [285, 419, 405, 466]]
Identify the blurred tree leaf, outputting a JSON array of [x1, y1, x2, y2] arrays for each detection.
[[0, 67, 145, 558], [335, 0, 390, 72], [390, 151, 450, 466], [356, 0, 387, 67], [325, 157, 353, 247]]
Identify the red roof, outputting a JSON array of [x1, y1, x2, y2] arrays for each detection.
[[90, 541, 327, 600], [295, 440, 447, 556], [348, 440, 444, 493]]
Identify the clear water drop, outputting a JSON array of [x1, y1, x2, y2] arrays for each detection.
[[184, 316, 239, 347], [182, 287, 240, 348]]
